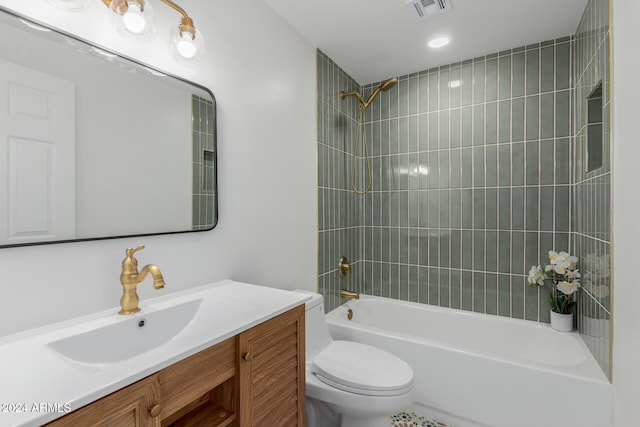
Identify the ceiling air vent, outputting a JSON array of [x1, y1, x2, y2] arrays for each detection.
[[406, 0, 452, 21]]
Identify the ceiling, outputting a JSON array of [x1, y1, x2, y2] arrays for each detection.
[[264, 0, 589, 84]]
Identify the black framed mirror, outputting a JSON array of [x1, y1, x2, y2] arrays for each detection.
[[0, 7, 217, 248]]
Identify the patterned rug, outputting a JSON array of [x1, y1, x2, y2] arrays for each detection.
[[390, 411, 449, 427]]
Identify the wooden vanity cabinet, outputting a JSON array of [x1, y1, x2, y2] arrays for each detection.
[[158, 337, 236, 426], [45, 374, 161, 427], [46, 306, 305, 427], [237, 304, 305, 426]]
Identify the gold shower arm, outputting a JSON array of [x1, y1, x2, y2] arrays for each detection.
[[340, 89, 379, 110], [340, 91, 367, 108], [340, 78, 398, 110]]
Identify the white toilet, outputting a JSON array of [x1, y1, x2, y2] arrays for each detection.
[[298, 291, 414, 427]]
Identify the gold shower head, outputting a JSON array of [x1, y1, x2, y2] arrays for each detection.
[[378, 77, 398, 92]]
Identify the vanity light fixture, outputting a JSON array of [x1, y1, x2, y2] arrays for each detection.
[[428, 36, 450, 48], [47, 0, 205, 64], [103, 0, 205, 63]]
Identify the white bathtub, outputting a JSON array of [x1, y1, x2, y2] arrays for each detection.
[[326, 295, 612, 427]]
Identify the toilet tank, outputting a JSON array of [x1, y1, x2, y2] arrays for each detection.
[[294, 290, 333, 360]]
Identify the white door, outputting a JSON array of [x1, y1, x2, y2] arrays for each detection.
[[0, 59, 76, 245]]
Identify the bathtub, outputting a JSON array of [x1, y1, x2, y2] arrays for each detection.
[[326, 295, 612, 427]]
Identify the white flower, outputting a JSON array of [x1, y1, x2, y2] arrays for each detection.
[[557, 280, 581, 295], [567, 269, 581, 280], [553, 263, 567, 275], [548, 250, 559, 264], [527, 265, 546, 286]]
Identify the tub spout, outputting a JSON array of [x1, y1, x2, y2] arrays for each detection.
[[340, 289, 359, 300]]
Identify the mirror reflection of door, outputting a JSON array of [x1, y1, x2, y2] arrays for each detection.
[[0, 59, 76, 244]]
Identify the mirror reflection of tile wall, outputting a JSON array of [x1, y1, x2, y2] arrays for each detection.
[[192, 95, 216, 230], [573, 0, 611, 380]]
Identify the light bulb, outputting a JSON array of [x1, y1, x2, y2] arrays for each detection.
[[122, 3, 146, 35], [170, 24, 204, 65], [177, 33, 197, 59], [107, 0, 156, 41]]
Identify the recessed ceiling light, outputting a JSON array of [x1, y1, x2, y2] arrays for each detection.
[[428, 37, 450, 49], [448, 80, 461, 88]]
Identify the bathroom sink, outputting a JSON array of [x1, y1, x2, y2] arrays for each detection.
[[48, 297, 243, 366]]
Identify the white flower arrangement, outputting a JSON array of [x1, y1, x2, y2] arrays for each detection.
[[528, 250, 581, 314]]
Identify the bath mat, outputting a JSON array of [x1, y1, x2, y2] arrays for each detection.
[[390, 411, 448, 427]]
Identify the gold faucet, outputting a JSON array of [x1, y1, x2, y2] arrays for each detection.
[[119, 245, 166, 315]]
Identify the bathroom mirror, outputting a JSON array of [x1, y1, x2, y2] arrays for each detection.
[[0, 7, 217, 248]]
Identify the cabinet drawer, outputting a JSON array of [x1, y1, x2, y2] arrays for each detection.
[[46, 374, 161, 427], [158, 337, 235, 420]]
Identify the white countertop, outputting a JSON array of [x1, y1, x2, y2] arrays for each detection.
[[0, 279, 310, 426]]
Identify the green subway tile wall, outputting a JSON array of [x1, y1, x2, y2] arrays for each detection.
[[573, 0, 611, 379], [357, 38, 572, 322], [317, 51, 361, 311], [316, 0, 611, 380]]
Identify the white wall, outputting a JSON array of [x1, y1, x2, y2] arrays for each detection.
[[611, 0, 640, 424], [0, 0, 317, 336]]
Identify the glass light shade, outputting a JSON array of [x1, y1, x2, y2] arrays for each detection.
[[47, 0, 89, 11], [122, 3, 146, 35], [170, 25, 205, 65], [177, 33, 197, 59], [108, 0, 156, 42]]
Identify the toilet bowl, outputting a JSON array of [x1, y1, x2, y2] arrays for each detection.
[[296, 290, 414, 427]]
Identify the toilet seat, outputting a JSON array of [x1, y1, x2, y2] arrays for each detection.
[[310, 340, 413, 397]]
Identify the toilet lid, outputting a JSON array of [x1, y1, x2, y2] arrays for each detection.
[[310, 341, 414, 396]]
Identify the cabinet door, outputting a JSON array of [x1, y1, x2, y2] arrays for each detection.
[[46, 375, 161, 427], [238, 305, 305, 427]]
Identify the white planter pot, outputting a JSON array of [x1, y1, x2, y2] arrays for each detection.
[[550, 310, 573, 332]]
